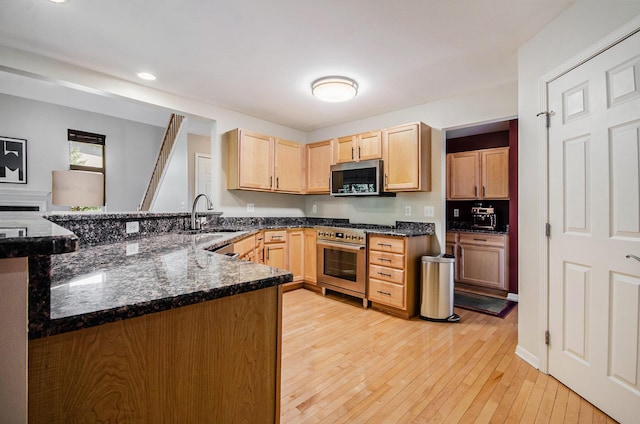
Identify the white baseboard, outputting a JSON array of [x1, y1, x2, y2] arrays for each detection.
[[515, 345, 540, 370], [507, 293, 519, 302]]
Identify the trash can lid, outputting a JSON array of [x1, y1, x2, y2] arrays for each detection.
[[421, 253, 455, 263]]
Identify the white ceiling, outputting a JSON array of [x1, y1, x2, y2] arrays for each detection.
[[0, 0, 574, 132]]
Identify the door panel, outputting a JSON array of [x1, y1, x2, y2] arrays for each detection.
[[548, 30, 640, 424]]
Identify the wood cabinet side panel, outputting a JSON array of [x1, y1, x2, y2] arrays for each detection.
[[287, 230, 304, 282], [29, 288, 280, 424]]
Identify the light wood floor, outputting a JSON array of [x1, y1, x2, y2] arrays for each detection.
[[280, 289, 616, 423]]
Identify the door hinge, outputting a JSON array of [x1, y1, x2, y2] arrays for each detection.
[[545, 331, 550, 345], [545, 223, 551, 237], [536, 111, 554, 128]]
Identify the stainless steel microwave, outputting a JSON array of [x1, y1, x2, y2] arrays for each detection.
[[330, 159, 394, 197]]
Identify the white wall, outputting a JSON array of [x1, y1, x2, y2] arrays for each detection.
[[517, 0, 640, 368], [0, 93, 165, 211]]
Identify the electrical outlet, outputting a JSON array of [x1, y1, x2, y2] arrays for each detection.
[[126, 221, 139, 234], [126, 243, 139, 256], [247, 203, 255, 212], [453, 208, 460, 218], [424, 206, 434, 217], [312, 204, 317, 213], [405, 205, 411, 216]]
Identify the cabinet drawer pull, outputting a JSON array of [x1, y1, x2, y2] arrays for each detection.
[[271, 235, 283, 239], [377, 290, 392, 296], [378, 257, 392, 262], [473, 238, 487, 242], [377, 243, 393, 247], [474, 186, 477, 197], [377, 272, 392, 277]]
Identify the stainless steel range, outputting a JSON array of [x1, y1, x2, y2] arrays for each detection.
[[316, 226, 368, 307]]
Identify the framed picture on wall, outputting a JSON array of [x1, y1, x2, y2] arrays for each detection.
[[0, 136, 27, 184]]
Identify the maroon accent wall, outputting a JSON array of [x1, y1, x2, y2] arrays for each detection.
[[446, 130, 509, 153], [508, 119, 518, 294]]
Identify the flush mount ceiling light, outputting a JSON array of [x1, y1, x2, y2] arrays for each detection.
[[311, 76, 358, 102], [48, 0, 68, 3], [136, 72, 156, 81]]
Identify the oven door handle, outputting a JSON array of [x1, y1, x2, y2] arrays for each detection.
[[317, 241, 366, 251]]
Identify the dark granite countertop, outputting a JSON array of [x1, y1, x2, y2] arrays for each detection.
[[18, 213, 434, 339], [31, 231, 292, 339], [0, 212, 78, 258]]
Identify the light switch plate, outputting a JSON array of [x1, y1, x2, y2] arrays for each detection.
[[424, 206, 434, 217], [247, 203, 255, 212], [405, 205, 411, 216], [126, 221, 139, 233], [453, 208, 460, 217], [312, 204, 317, 213]]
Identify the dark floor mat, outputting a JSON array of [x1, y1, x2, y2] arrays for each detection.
[[454, 291, 516, 318]]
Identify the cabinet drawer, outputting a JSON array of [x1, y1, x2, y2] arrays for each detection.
[[369, 279, 404, 309], [369, 264, 404, 285], [369, 236, 405, 254], [369, 250, 404, 269], [459, 233, 506, 248], [264, 230, 287, 243]]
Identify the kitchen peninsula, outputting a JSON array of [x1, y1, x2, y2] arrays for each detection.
[[1, 212, 291, 424]]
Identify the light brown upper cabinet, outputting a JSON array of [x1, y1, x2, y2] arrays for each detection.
[[306, 140, 333, 194], [333, 131, 382, 163], [382, 122, 432, 192], [274, 138, 304, 193], [447, 147, 509, 200], [226, 129, 304, 194]]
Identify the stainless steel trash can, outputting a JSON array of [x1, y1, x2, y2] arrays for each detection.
[[420, 254, 460, 322]]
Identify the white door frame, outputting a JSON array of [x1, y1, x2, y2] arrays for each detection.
[[538, 17, 640, 374]]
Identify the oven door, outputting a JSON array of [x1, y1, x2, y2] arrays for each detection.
[[317, 240, 367, 298]]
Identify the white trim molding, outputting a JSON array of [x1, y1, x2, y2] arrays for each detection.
[[0, 188, 49, 211], [516, 345, 540, 370]]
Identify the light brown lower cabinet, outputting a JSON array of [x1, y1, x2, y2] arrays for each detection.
[[367, 234, 429, 319], [447, 232, 509, 292], [303, 229, 317, 285], [29, 286, 283, 424], [287, 229, 304, 282], [265, 230, 287, 269]]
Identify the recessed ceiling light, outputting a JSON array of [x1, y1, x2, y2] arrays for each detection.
[[311, 76, 358, 102], [136, 72, 156, 81]]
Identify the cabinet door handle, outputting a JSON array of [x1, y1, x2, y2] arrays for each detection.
[[483, 186, 486, 197], [626, 254, 640, 262], [270, 176, 273, 188], [266, 247, 270, 260], [352, 147, 354, 160], [377, 290, 392, 296], [359, 146, 361, 159], [276, 177, 279, 189], [385, 174, 388, 186], [378, 272, 392, 277], [474, 186, 478, 197]]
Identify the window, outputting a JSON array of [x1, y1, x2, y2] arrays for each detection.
[[68, 129, 106, 205]]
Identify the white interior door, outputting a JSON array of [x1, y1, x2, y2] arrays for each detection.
[[548, 30, 640, 423], [195, 153, 211, 197]]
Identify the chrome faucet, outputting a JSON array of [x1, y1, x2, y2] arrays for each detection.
[[191, 193, 214, 230]]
